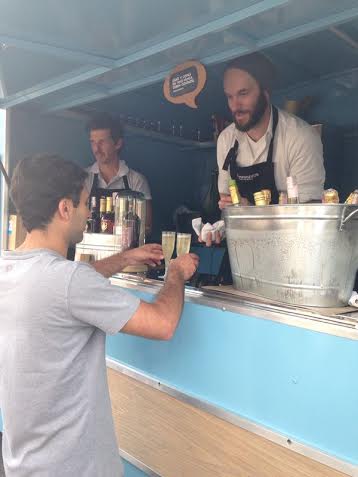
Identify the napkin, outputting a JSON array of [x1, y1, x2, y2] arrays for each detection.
[[192, 218, 225, 241]]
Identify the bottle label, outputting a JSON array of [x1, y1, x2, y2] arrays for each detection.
[[101, 219, 113, 234]]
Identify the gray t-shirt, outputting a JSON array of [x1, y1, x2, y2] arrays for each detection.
[[0, 249, 140, 477]]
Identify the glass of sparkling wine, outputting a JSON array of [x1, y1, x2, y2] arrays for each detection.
[[176, 233, 191, 257], [161, 231, 176, 278]]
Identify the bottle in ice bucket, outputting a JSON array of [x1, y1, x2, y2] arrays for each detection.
[[254, 191, 267, 206], [279, 191, 288, 205], [286, 176, 299, 204], [261, 189, 271, 205], [229, 179, 241, 205], [322, 189, 339, 204], [345, 190, 358, 205]]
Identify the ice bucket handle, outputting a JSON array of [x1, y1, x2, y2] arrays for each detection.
[[339, 206, 358, 231]]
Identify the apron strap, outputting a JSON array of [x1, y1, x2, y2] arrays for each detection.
[[266, 106, 279, 165], [222, 140, 239, 179], [222, 106, 279, 176], [89, 173, 99, 197], [122, 175, 130, 190], [90, 173, 131, 195]]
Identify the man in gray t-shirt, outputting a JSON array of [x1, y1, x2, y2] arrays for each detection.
[[0, 154, 198, 477]]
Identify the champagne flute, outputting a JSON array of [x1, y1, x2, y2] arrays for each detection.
[[160, 231, 176, 278], [176, 233, 191, 257]]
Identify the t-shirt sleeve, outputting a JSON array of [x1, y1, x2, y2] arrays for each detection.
[[287, 125, 325, 202], [68, 263, 140, 335]]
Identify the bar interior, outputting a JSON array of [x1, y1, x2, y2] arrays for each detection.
[[0, 1, 358, 476]]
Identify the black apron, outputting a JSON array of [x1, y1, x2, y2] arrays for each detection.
[[89, 172, 131, 199], [222, 106, 279, 204]]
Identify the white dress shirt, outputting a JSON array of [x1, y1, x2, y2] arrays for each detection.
[[217, 107, 325, 202]]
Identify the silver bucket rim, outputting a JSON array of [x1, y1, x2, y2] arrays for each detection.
[[223, 204, 358, 229]]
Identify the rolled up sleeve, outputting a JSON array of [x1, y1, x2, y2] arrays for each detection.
[[287, 125, 325, 202]]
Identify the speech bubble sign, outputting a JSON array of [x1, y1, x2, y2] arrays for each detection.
[[163, 60, 207, 109]]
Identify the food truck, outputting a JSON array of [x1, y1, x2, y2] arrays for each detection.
[[0, 1, 358, 476]]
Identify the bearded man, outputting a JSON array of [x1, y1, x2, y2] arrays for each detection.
[[217, 53, 325, 208]]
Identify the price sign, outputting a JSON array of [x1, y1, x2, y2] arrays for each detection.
[[163, 60, 206, 109]]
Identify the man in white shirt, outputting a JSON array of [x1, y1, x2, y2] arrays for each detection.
[[86, 113, 153, 234], [217, 52, 325, 209]]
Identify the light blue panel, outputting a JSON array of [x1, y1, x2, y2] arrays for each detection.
[[0, 0, 259, 59], [106, 290, 358, 465], [123, 460, 147, 477], [0, 410, 2, 432], [2, 0, 357, 112], [0, 47, 84, 97]]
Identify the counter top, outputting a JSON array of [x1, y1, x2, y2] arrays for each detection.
[[110, 274, 358, 340]]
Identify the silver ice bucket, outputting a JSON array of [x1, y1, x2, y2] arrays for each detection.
[[223, 204, 358, 307]]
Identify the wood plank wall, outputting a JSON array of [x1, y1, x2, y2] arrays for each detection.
[[107, 368, 350, 477]]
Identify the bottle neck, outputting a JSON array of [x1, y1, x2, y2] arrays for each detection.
[[106, 198, 113, 214], [100, 199, 106, 213]]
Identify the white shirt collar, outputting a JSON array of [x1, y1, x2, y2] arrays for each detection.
[[89, 159, 130, 183]]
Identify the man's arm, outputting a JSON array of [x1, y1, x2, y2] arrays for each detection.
[[92, 243, 163, 278], [145, 199, 153, 236], [121, 254, 198, 340], [287, 125, 325, 202]]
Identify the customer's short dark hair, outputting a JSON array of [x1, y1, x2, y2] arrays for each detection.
[[86, 113, 123, 143], [10, 154, 88, 232]]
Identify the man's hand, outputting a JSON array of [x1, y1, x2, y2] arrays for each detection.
[[121, 252, 199, 340], [92, 244, 163, 278], [168, 253, 199, 281], [122, 243, 163, 268], [219, 193, 250, 209], [198, 231, 222, 247], [219, 194, 233, 210]]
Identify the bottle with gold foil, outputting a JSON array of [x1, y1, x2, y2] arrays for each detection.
[[261, 189, 271, 205], [254, 191, 267, 206], [229, 179, 241, 205], [322, 189, 339, 204], [100, 197, 114, 234], [345, 190, 358, 205]]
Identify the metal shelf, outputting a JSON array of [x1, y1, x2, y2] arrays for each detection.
[[124, 124, 215, 149]]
